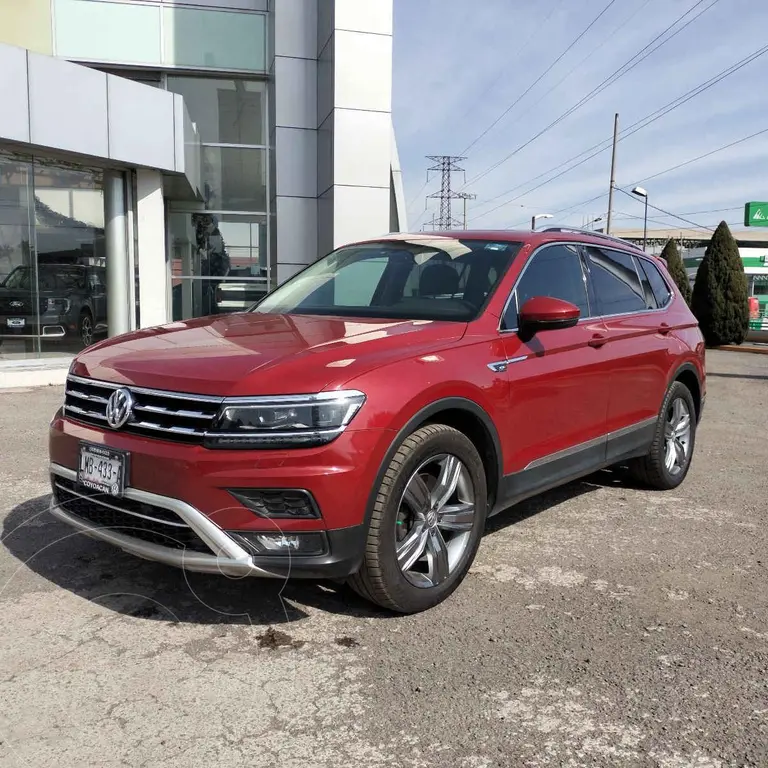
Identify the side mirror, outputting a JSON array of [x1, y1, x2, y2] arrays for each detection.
[[518, 296, 580, 337]]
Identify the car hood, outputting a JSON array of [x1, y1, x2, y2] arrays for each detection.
[[72, 312, 467, 396]]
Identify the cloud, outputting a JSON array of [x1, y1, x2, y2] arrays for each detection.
[[393, 0, 768, 231]]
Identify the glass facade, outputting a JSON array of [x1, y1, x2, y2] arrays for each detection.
[[0, 151, 107, 361], [166, 75, 269, 321], [53, 0, 267, 72]]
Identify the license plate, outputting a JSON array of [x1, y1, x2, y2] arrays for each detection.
[[6, 318, 25, 328], [77, 443, 128, 497]]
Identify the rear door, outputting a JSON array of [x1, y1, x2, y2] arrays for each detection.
[[582, 246, 672, 460], [498, 243, 611, 493]]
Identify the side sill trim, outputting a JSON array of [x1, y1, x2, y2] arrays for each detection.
[[523, 416, 657, 471]]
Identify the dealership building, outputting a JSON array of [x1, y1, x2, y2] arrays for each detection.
[[0, 0, 405, 375]]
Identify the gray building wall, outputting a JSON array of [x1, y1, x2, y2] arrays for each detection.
[[269, 0, 402, 283]]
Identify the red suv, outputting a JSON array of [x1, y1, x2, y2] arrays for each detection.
[[49, 229, 705, 613]]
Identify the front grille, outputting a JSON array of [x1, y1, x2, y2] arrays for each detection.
[[53, 476, 212, 553], [64, 375, 223, 443]]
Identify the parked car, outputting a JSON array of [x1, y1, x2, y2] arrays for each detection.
[[0, 263, 106, 348], [49, 228, 706, 613]]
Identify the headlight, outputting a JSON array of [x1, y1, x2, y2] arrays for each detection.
[[204, 390, 366, 449]]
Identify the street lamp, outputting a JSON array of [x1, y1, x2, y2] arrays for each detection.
[[586, 215, 603, 231], [632, 186, 648, 251], [531, 213, 553, 231]]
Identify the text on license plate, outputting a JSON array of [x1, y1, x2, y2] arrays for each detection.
[[78, 444, 126, 497]]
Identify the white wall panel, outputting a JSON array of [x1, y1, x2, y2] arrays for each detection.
[[108, 74, 175, 170], [333, 30, 392, 112], [274, 56, 317, 129], [274, 127, 317, 199], [28, 52, 109, 157], [333, 186, 390, 247], [275, 195, 318, 265], [273, 0, 317, 59], [334, 0, 393, 35], [333, 109, 390, 189], [0, 45, 30, 143]]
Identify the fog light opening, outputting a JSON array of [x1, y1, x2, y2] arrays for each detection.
[[229, 531, 328, 557]]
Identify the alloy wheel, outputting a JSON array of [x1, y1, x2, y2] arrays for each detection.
[[663, 397, 692, 476], [80, 315, 93, 347], [395, 453, 476, 589]]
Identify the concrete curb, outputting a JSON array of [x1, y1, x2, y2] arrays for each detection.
[[0, 359, 70, 389], [715, 345, 768, 355]]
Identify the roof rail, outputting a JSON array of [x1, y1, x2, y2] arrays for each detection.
[[541, 227, 645, 253]]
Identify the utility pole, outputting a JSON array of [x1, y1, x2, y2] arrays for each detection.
[[457, 193, 477, 229], [606, 112, 619, 235], [426, 155, 466, 230]]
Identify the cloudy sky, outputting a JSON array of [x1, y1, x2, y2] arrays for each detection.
[[392, 0, 768, 234]]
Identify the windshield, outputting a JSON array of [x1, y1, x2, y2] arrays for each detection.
[[2, 265, 87, 291], [253, 238, 523, 321]]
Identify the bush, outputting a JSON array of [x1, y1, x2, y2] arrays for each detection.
[[691, 221, 750, 346], [659, 238, 691, 305]]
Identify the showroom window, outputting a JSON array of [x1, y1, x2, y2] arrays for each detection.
[[0, 151, 108, 361], [165, 77, 270, 321]]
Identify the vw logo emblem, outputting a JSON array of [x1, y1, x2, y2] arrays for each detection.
[[105, 387, 135, 429]]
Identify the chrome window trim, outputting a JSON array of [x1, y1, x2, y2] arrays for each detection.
[[498, 241, 673, 335]]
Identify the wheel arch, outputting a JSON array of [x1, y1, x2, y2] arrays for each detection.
[[363, 397, 503, 527], [670, 362, 702, 422]]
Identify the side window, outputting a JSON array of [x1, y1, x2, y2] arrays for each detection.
[[639, 258, 673, 307], [633, 256, 657, 309], [504, 244, 589, 329], [586, 247, 647, 316]]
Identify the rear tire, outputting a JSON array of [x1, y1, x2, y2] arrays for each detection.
[[628, 381, 696, 490], [348, 424, 487, 614]]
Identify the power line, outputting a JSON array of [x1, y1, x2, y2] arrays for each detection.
[[632, 126, 768, 186], [617, 187, 714, 230], [471, 45, 768, 223], [460, 0, 619, 156], [476, 45, 765, 212], [460, 0, 655, 170], [463, 0, 720, 190], [455, 0, 567, 127]]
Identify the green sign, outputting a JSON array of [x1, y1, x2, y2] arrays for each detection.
[[744, 201, 768, 227]]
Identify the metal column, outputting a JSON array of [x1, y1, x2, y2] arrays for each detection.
[[104, 171, 130, 337]]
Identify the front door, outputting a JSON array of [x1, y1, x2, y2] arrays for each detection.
[[497, 243, 612, 501]]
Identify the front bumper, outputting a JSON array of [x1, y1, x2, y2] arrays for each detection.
[[1, 312, 72, 340], [50, 463, 366, 579]]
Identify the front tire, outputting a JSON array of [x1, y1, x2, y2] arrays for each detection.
[[629, 381, 697, 490], [348, 424, 487, 613]]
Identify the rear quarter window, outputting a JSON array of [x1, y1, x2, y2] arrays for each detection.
[[639, 258, 673, 307], [585, 247, 647, 316]]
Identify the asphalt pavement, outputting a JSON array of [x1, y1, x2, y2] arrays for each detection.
[[1, 349, 767, 768]]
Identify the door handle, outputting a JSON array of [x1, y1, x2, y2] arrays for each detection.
[[588, 333, 607, 348], [658, 322, 671, 335]]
